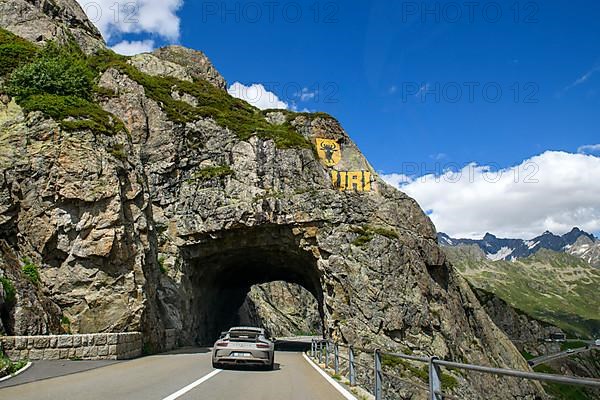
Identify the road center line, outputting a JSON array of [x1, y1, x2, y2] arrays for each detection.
[[161, 369, 222, 400]]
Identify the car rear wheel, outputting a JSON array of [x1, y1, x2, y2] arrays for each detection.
[[266, 356, 274, 371], [212, 360, 222, 369]]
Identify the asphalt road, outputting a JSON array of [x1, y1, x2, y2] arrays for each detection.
[[530, 345, 598, 366], [0, 348, 349, 400]]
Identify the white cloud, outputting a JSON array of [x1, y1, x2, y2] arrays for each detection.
[[563, 65, 600, 93], [429, 153, 448, 160], [76, 0, 183, 42], [298, 87, 317, 101], [228, 82, 289, 110], [416, 83, 430, 97], [111, 39, 155, 55], [382, 151, 600, 239], [380, 173, 412, 188], [578, 144, 600, 155]]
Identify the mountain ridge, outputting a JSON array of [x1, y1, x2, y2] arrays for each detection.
[[444, 245, 600, 338], [439, 228, 598, 264]]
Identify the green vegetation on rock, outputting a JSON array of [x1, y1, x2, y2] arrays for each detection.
[[521, 350, 535, 361], [262, 108, 338, 123], [560, 341, 587, 351], [1, 32, 318, 146], [158, 256, 167, 274], [6, 42, 94, 100], [0, 28, 38, 77], [352, 225, 399, 246], [60, 315, 72, 334], [21, 258, 40, 285], [380, 354, 458, 391], [0, 276, 16, 304], [446, 246, 600, 338], [533, 364, 594, 400], [0, 353, 27, 377], [191, 165, 233, 181], [3, 37, 124, 135], [19, 94, 124, 135], [87, 50, 311, 148], [108, 143, 127, 161]]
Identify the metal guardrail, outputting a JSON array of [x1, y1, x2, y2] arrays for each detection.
[[309, 339, 600, 400]]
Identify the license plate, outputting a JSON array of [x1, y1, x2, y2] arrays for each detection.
[[233, 342, 254, 348], [231, 352, 251, 357]]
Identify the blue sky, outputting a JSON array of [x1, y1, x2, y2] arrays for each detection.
[[77, 0, 600, 238], [180, 0, 600, 171]]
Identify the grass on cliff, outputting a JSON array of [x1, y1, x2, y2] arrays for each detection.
[[533, 364, 594, 400], [351, 225, 399, 246], [560, 341, 588, 351], [158, 256, 167, 274], [21, 258, 40, 285], [18, 94, 125, 136], [380, 354, 458, 391], [3, 37, 125, 135], [191, 165, 234, 181], [0, 276, 16, 304], [520, 350, 535, 360], [446, 247, 600, 338], [7, 42, 94, 99], [87, 50, 311, 148], [1, 31, 321, 146], [0, 28, 38, 77]]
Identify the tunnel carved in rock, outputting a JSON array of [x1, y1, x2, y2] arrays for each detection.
[[173, 225, 324, 344]]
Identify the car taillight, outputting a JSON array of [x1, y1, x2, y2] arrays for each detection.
[[216, 341, 229, 347], [256, 343, 270, 348]]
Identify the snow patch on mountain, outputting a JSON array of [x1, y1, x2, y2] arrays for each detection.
[[525, 240, 540, 250], [487, 247, 515, 261]]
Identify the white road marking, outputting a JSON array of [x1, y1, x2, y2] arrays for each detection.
[[161, 369, 222, 400], [302, 353, 357, 400], [0, 361, 33, 383]]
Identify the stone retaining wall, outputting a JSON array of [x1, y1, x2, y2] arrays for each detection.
[[0, 332, 142, 361]]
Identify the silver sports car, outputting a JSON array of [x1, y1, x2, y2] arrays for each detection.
[[212, 327, 275, 370]]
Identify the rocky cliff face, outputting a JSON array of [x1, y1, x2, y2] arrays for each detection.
[[567, 236, 600, 269], [0, 1, 545, 397], [0, 0, 104, 53], [238, 281, 322, 338], [473, 288, 564, 357], [544, 350, 600, 399]]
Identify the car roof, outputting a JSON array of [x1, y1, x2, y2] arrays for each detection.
[[229, 326, 264, 333]]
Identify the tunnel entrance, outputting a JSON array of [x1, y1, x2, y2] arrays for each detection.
[[180, 225, 324, 345], [238, 281, 323, 338]]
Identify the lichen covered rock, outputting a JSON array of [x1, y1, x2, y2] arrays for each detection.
[[0, 0, 105, 53], [239, 281, 322, 337]]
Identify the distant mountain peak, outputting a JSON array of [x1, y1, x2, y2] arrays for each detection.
[[438, 228, 596, 264]]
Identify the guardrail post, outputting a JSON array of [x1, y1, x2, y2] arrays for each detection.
[[349, 346, 356, 386], [374, 349, 382, 400], [334, 343, 340, 375], [311, 339, 315, 358], [325, 341, 330, 368], [318, 341, 322, 364], [429, 357, 442, 400]]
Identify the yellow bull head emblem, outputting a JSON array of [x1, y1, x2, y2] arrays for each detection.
[[316, 138, 341, 166]]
